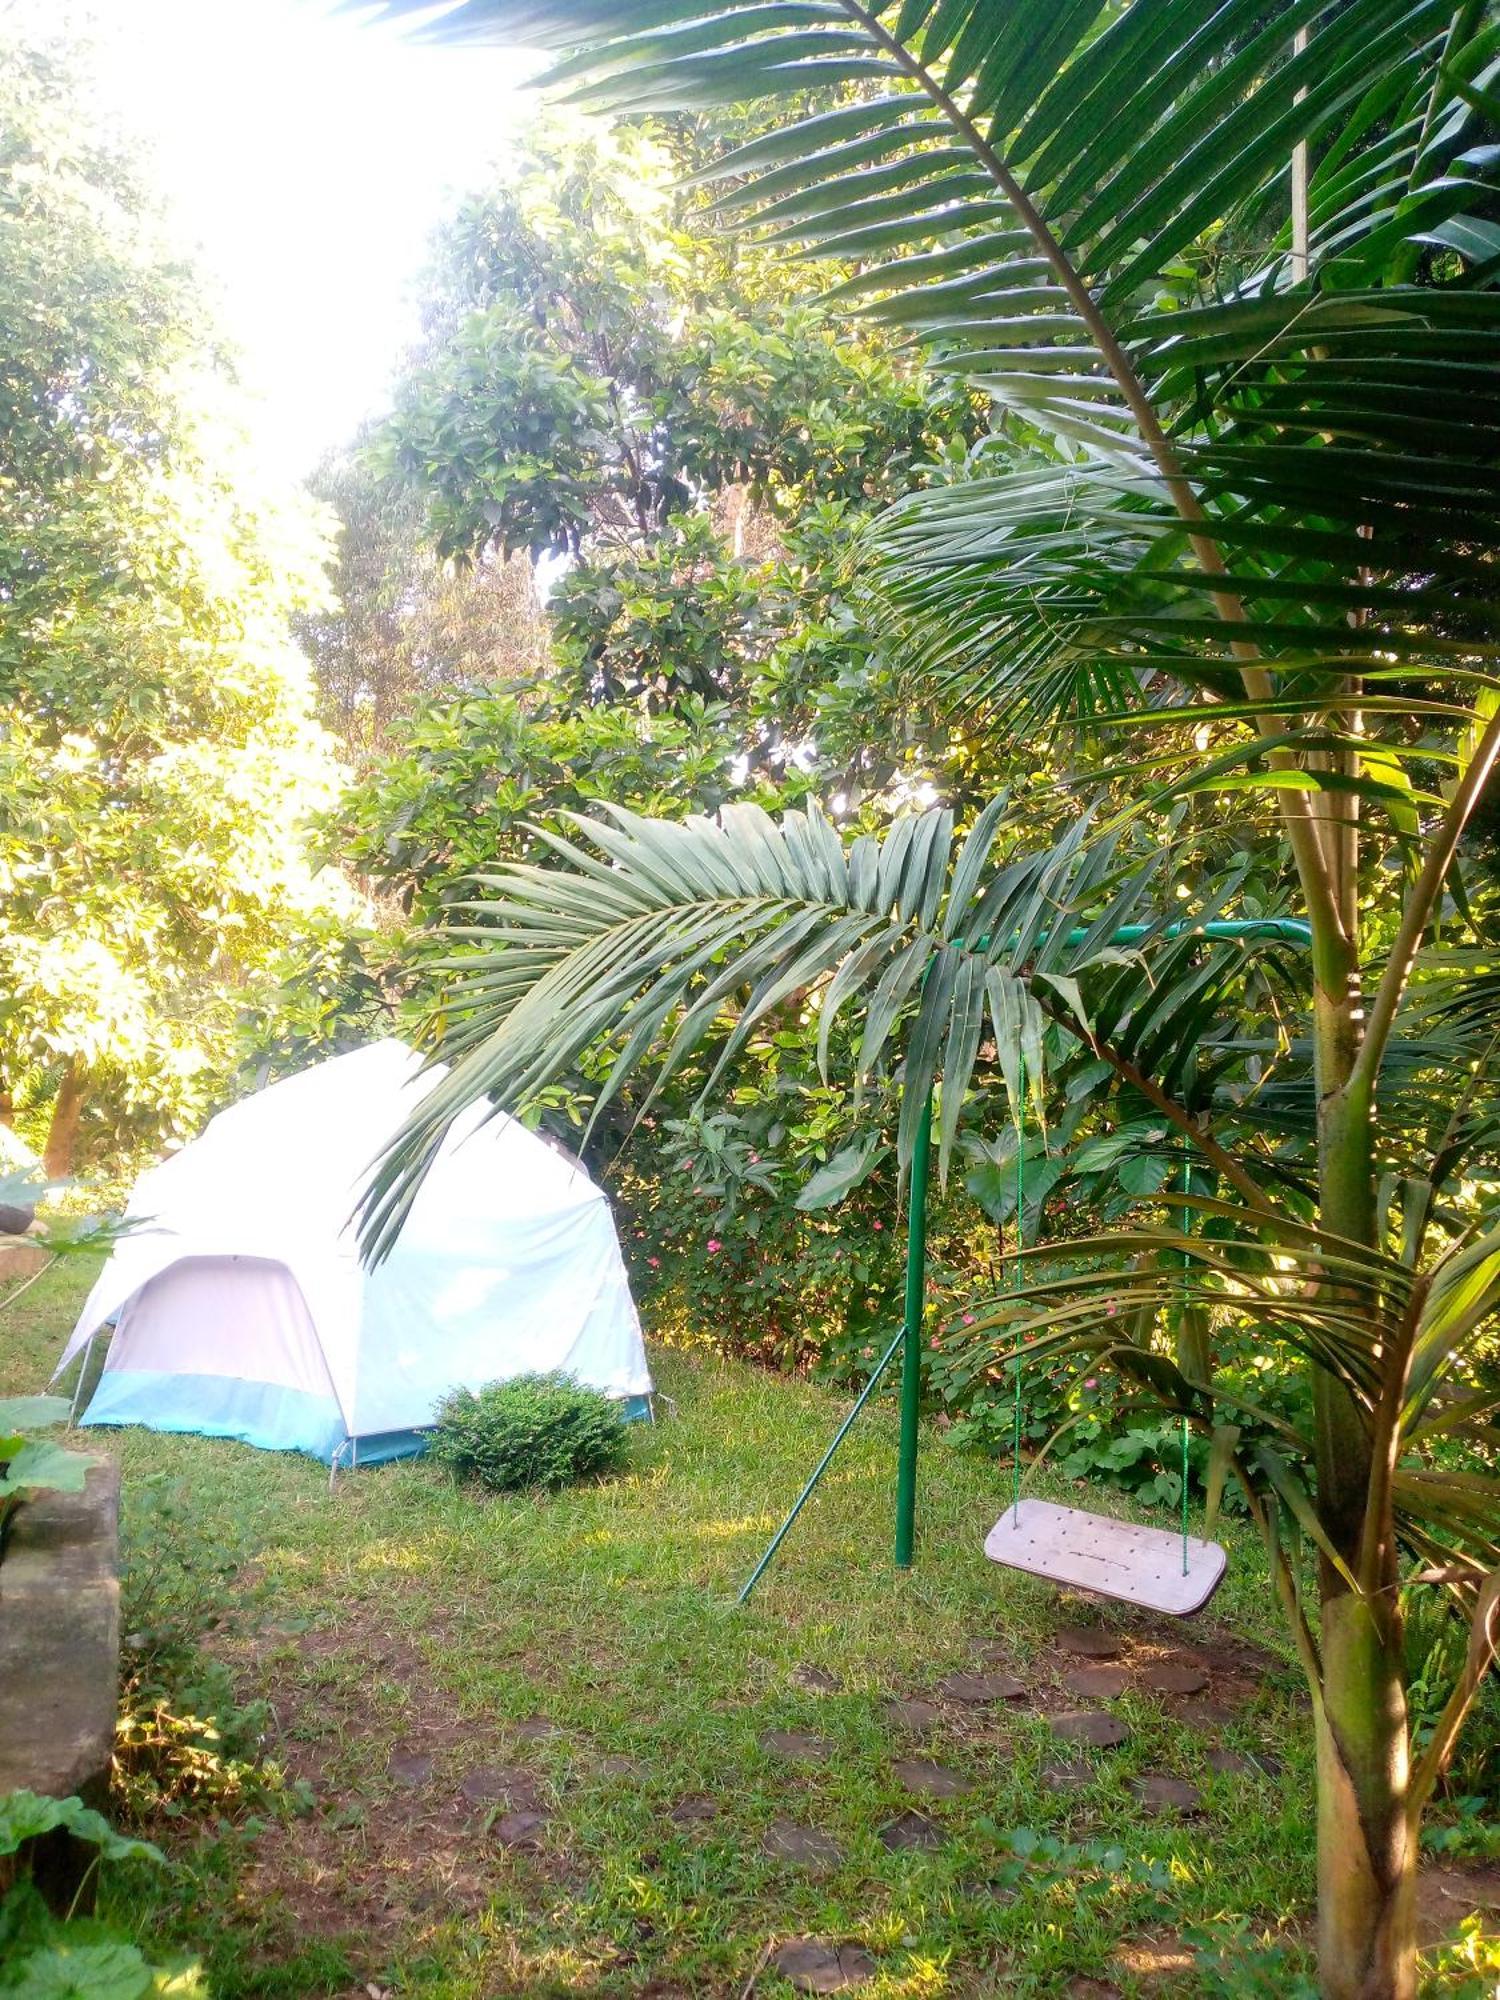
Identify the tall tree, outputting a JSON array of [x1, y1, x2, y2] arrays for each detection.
[[356, 5, 1500, 1994], [300, 445, 545, 762], [0, 35, 357, 1169]]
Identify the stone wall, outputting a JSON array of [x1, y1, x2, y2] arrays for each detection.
[[0, 1458, 122, 1911]]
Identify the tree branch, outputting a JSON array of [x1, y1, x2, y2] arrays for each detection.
[[1351, 704, 1500, 1097], [1027, 990, 1281, 1217], [1234, 1458, 1326, 1695], [1409, 1565, 1500, 1818]]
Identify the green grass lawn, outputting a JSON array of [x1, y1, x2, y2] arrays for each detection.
[[6, 1255, 1473, 1998]]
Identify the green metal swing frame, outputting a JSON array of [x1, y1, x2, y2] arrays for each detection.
[[737, 916, 1311, 1605]]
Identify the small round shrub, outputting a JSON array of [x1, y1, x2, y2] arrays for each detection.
[[427, 1373, 633, 1493]]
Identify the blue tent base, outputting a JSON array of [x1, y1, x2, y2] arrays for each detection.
[[80, 1369, 348, 1460], [80, 1369, 655, 1466]]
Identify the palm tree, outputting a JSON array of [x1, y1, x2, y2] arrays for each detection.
[[355, 4, 1500, 1993]]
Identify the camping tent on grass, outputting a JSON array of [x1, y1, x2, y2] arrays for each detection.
[[55, 1041, 651, 1463]]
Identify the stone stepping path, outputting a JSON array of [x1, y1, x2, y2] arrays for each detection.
[[460, 1764, 533, 1805], [882, 1697, 943, 1734], [761, 1819, 844, 1869], [792, 1664, 842, 1694], [512, 1715, 559, 1740], [1050, 1711, 1129, 1749], [967, 1637, 1016, 1665], [668, 1794, 718, 1824], [1061, 1663, 1130, 1701], [761, 1729, 832, 1763], [937, 1670, 1027, 1705], [771, 1939, 876, 1993], [892, 1757, 972, 1798], [1205, 1746, 1280, 1778], [1042, 1758, 1094, 1793], [1055, 1625, 1122, 1660], [878, 1809, 944, 1852], [491, 1809, 547, 1849], [1139, 1658, 1209, 1695], [387, 1747, 434, 1787], [1129, 1774, 1204, 1815], [1175, 1695, 1241, 1730]]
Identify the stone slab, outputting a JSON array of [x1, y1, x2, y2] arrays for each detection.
[[771, 1939, 876, 1993], [892, 1758, 971, 1798], [0, 1459, 120, 1917], [0, 1459, 120, 1803], [1050, 1711, 1129, 1750]]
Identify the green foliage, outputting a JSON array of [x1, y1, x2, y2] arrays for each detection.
[[0, 33, 359, 1171], [618, 1085, 907, 1373], [547, 516, 765, 711], [0, 1793, 193, 2000], [378, 120, 970, 567], [0, 1794, 160, 1867], [0, 1396, 91, 1540], [334, 687, 754, 928], [427, 1374, 633, 1493]]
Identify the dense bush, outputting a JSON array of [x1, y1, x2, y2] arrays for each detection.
[[428, 1374, 632, 1493]]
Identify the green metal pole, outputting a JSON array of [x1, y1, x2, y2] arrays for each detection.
[[894, 1089, 933, 1568], [737, 1321, 906, 1606], [731, 916, 1311, 1601]]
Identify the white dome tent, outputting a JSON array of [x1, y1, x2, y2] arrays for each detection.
[[55, 1041, 652, 1464]]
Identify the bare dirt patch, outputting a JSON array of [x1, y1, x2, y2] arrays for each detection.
[[223, 1596, 567, 1968], [1417, 1862, 1500, 1945], [1112, 1929, 1196, 1991]]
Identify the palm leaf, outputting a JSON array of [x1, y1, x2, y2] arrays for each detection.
[[358, 800, 1306, 1256]]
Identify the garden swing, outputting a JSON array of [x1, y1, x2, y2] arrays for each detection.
[[736, 917, 1311, 1613], [980, 1056, 1226, 1618]]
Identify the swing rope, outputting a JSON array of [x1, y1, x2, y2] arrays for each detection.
[[1010, 1054, 1025, 1523], [1007, 1055, 1193, 1576], [1179, 1150, 1193, 1576]]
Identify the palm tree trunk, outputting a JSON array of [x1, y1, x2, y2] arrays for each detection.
[[1313, 1010, 1417, 1997], [1315, 1590, 1416, 2000]]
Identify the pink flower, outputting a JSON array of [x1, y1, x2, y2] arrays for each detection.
[[1105, 1304, 1118, 1317], [929, 1335, 941, 1349], [647, 1256, 661, 1269], [707, 1238, 722, 1254], [963, 1313, 975, 1325], [873, 1220, 883, 1232], [1084, 1376, 1097, 1389], [749, 1151, 759, 1163]]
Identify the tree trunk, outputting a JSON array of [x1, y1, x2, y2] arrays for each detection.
[[42, 1059, 85, 1179], [1315, 1590, 1416, 1998], [1311, 968, 1420, 1997]]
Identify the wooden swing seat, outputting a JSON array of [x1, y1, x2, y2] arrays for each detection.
[[984, 1497, 1227, 1617]]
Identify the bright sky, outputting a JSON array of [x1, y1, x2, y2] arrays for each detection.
[[62, 0, 539, 476]]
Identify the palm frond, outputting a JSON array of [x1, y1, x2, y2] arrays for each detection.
[[358, 800, 1306, 1256]]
